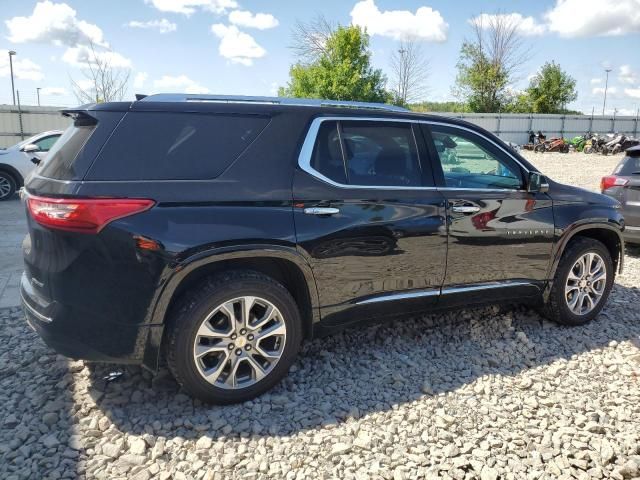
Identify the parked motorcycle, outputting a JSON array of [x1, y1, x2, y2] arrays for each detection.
[[534, 137, 570, 153], [568, 132, 593, 152]]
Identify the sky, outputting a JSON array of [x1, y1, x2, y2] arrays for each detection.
[[0, 0, 639, 115]]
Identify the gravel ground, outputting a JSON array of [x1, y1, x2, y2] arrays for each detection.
[[1, 152, 639, 480]]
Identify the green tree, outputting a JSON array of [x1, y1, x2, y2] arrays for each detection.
[[455, 42, 509, 112], [279, 25, 389, 103], [525, 61, 577, 113], [454, 15, 526, 112]]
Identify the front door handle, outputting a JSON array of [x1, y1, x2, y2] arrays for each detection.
[[452, 205, 480, 214], [304, 207, 340, 216]]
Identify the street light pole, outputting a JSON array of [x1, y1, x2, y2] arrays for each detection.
[[36, 87, 41, 106], [602, 68, 612, 116], [8, 51, 16, 106]]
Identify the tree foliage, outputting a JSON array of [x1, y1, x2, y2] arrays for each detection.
[[454, 15, 527, 112], [523, 61, 578, 113], [279, 25, 389, 103]]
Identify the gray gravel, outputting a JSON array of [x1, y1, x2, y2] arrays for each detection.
[[1, 151, 639, 479]]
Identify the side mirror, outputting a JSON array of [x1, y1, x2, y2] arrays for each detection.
[[21, 144, 40, 153], [527, 172, 549, 193]]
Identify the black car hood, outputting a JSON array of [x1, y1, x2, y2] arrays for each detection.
[[546, 178, 620, 208]]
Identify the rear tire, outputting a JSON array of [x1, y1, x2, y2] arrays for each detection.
[[542, 238, 614, 326], [0, 171, 16, 201], [166, 270, 302, 404]]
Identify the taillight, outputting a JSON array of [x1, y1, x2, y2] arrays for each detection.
[[26, 195, 155, 234], [600, 175, 629, 192]]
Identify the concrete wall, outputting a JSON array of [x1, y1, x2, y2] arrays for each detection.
[[0, 104, 71, 148]]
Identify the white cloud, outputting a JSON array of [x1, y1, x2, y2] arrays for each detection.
[[469, 13, 546, 36], [145, 0, 237, 15], [591, 78, 603, 84], [619, 65, 638, 84], [592, 86, 617, 95], [153, 74, 210, 94], [545, 0, 640, 38], [211, 24, 266, 66], [350, 0, 448, 42], [228, 10, 278, 30], [5, 1, 107, 47], [0, 51, 44, 81], [62, 46, 132, 68], [40, 87, 68, 96], [127, 18, 176, 33], [625, 88, 640, 99], [133, 72, 148, 89]]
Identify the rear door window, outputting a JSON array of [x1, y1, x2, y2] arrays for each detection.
[[87, 112, 269, 180], [340, 121, 422, 187], [308, 120, 427, 187]]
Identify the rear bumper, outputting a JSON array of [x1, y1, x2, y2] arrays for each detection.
[[20, 272, 161, 364], [625, 225, 640, 245]]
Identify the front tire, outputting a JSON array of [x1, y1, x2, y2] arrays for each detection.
[[0, 171, 16, 201], [543, 238, 614, 326], [166, 270, 302, 404]]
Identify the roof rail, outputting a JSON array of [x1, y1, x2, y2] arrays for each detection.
[[139, 94, 408, 112]]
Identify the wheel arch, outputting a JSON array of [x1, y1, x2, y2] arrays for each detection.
[[142, 245, 320, 371], [0, 163, 24, 188], [544, 222, 624, 301]]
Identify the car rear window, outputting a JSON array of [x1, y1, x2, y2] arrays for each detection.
[[86, 112, 269, 181], [38, 117, 96, 180], [614, 156, 640, 175]]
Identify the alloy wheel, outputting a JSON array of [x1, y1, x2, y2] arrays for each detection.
[[192, 296, 287, 389], [0, 176, 11, 199], [565, 252, 607, 315]]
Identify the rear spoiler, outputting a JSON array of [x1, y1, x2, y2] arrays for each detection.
[[61, 109, 98, 126]]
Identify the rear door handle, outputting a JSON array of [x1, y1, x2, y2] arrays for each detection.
[[303, 207, 340, 216], [452, 205, 480, 214]]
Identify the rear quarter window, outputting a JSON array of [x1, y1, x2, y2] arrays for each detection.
[[614, 156, 640, 175], [87, 112, 269, 180], [37, 120, 96, 180]]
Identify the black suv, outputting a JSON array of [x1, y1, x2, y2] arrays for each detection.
[[21, 95, 624, 404]]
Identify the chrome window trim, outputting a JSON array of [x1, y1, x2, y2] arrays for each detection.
[[355, 280, 536, 306], [297, 116, 531, 192]]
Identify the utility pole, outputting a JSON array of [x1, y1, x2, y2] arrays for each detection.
[[36, 87, 41, 106], [8, 50, 16, 105], [602, 68, 612, 116], [16, 90, 24, 140]]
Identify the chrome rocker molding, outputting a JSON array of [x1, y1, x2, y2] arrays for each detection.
[[355, 281, 537, 306], [298, 116, 532, 192]]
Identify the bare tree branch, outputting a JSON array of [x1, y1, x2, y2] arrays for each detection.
[[70, 41, 130, 104], [289, 14, 336, 63], [390, 40, 430, 105]]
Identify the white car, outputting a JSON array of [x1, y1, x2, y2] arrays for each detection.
[[0, 130, 62, 200]]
